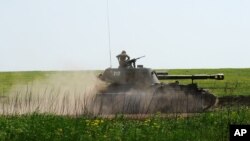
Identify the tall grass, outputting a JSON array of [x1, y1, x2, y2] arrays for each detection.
[[0, 107, 249, 141]]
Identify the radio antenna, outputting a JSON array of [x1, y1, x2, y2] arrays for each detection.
[[106, 0, 112, 68]]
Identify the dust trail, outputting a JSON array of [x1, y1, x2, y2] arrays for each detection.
[[0, 72, 106, 115], [0, 72, 215, 115]]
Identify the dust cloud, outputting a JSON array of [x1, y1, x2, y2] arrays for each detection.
[[0, 72, 215, 115], [0, 72, 106, 115]]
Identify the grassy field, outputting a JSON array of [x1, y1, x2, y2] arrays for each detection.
[[0, 71, 45, 95], [160, 68, 250, 96], [0, 68, 250, 141], [0, 108, 250, 141], [1, 68, 250, 96]]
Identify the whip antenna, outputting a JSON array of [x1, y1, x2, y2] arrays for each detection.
[[107, 0, 112, 68]]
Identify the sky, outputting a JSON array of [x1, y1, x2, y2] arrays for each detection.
[[0, 0, 249, 71]]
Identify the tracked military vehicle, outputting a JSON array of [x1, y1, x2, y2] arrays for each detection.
[[92, 56, 224, 114]]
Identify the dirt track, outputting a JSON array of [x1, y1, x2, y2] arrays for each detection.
[[217, 95, 250, 107]]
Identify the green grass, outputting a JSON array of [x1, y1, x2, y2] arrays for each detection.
[[0, 70, 99, 95], [0, 107, 249, 141], [0, 71, 45, 95], [1, 68, 250, 97], [0, 69, 250, 141], [159, 68, 250, 96]]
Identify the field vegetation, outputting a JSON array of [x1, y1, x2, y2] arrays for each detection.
[[0, 108, 250, 141], [0, 71, 45, 96], [0, 68, 250, 141], [161, 68, 250, 96]]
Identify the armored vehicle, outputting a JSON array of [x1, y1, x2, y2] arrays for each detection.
[[92, 57, 224, 114]]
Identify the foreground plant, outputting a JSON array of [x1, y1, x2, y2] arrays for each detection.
[[0, 107, 249, 141]]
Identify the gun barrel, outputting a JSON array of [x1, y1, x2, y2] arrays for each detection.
[[157, 73, 224, 80], [133, 56, 145, 61]]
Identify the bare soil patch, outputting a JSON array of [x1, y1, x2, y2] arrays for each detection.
[[217, 95, 250, 107]]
